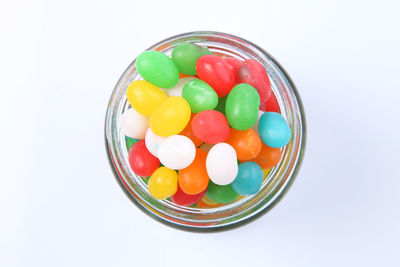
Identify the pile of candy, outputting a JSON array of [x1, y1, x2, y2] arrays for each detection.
[[120, 43, 291, 207]]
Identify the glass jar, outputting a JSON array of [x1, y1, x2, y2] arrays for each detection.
[[105, 31, 306, 231]]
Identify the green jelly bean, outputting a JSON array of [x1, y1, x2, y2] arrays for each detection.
[[206, 181, 238, 204], [214, 96, 227, 114], [136, 51, 179, 88], [125, 136, 138, 151], [182, 79, 218, 113], [171, 43, 212, 75], [225, 83, 260, 131]]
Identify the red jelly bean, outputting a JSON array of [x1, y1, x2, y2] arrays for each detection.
[[128, 140, 160, 177], [191, 110, 230, 144], [236, 59, 272, 104], [196, 55, 235, 97], [171, 184, 207, 206], [260, 91, 280, 113], [223, 57, 241, 79]]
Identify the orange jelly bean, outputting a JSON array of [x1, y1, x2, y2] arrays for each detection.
[[178, 149, 209, 195], [251, 144, 282, 169], [179, 73, 194, 78], [179, 113, 203, 147], [196, 199, 222, 208], [200, 195, 222, 206], [226, 128, 262, 161]]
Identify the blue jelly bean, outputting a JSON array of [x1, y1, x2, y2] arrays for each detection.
[[232, 162, 263, 195], [258, 112, 291, 148]]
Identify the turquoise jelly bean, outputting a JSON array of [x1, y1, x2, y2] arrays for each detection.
[[232, 162, 263, 195], [258, 112, 291, 148]]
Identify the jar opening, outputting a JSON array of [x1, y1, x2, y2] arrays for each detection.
[[105, 31, 306, 231]]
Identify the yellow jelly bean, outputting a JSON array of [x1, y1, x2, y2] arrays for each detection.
[[149, 96, 191, 137], [236, 195, 244, 201], [263, 169, 271, 180], [201, 195, 220, 206], [126, 80, 167, 116], [148, 167, 178, 199]]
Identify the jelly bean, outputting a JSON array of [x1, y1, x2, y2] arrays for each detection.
[[144, 128, 166, 157], [158, 135, 196, 170], [191, 110, 230, 144], [251, 110, 264, 133], [196, 55, 235, 97], [206, 143, 238, 185], [214, 95, 227, 114], [179, 73, 193, 78], [148, 167, 178, 199], [223, 57, 241, 79], [199, 143, 213, 153], [126, 80, 167, 116], [200, 194, 220, 206], [263, 169, 271, 179], [136, 51, 179, 88], [206, 181, 238, 204], [212, 52, 227, 58], [236, 59, 271, 104], [226, 128, 262, 161], [182, 79, 218, 113], [164, 77, 196, 97], [120, 108, 149, 139], [258, 112, 291, 148], [225, 83, 260, 130], [179, 114, 203, 147], [251, 144, 282, 169], [232, 162, 263, 195], [171, 184, 207, 206], [149, 96, 191, 137], [236, 195, 245, 200], [128, 140, 160, 177], [141, 176, 149, 185], [125, 136, 138, 151], [197, 198, 223, 208], [260, 91, 280, 113], [178, 149, 209, 195], [172, 43, 212, 75], [196, 199, 219, 208]]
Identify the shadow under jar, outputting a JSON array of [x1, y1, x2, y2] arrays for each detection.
[[105, 31, 306, 232]]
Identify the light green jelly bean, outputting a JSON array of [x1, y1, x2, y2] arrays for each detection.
[[136, 51, 179, 88], [225, 83, 260, 130], [182, 79, 218, 113], [171, 43, 212, 75]]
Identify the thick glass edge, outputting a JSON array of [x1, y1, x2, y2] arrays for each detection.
[[104, 31, 307, 232]]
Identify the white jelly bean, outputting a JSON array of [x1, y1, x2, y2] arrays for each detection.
[[206, 143, 238, 185], [120, 108, 149, 139], [145, 128, 166, 157], [158, 135, 196, 170], [163, 77, 196, 97], [251, 110, 264, 133]]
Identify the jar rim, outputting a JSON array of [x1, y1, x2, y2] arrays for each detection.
[[105, 31, 306, 232]]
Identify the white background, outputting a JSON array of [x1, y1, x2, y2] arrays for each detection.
[[1, 0, 400, 266]]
